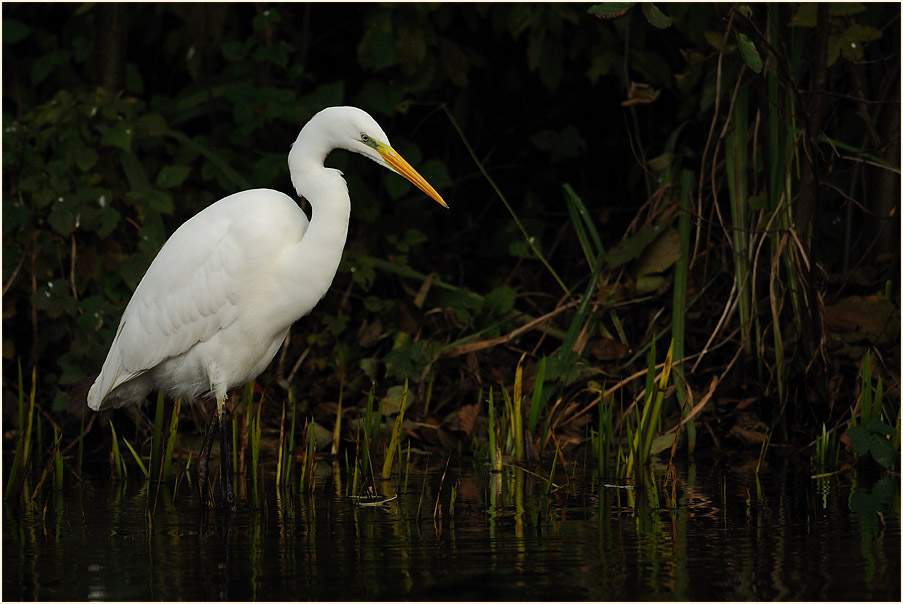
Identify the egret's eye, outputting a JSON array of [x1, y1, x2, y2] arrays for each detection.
[[360, 133, 371, 143]]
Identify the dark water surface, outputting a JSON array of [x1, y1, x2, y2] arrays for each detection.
[[3, 456, 900, 601]]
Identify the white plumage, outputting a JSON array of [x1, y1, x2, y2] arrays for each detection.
[[88, 106, 446, 412], [86, 106, 446, 507]]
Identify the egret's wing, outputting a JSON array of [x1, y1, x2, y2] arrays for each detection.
[[87, 207, 242, 409], [89, 191, 311, 410]]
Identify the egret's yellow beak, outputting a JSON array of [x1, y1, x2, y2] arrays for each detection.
[[377, 144, 448, 208]]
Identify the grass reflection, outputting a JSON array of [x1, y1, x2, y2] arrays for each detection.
[[2, 459, 900, 600]]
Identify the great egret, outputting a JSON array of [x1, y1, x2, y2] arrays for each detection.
[[87, 106, 447, 510]]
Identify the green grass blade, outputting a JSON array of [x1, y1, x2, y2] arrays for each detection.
[[53, 426, 64, 489], [441, 103, 568, 294], [672, 170, 695, 453], [150, 391, 165, 481], [860, 349, 872, 425], [4, 362, 26, 499], [162, 398, 181, 482], [487, 387, 502, 472], [122, 437, 149, 479], [513, 355, 525, 461], [560, 248, 607, 362], [563, 183, 604, 271], [382, 380, 409, 479], [109, 420, 125, 479], [527, 356, 547, 435]]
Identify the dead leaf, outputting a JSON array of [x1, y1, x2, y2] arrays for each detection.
[[621, 82, 661, 106], [825, 295, 899, 345], [456, 401, 480, 437], [590, 337, 632, 361]]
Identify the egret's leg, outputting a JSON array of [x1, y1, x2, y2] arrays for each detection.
[[218, 398, 236, 513], [197, 411, 219, 512]]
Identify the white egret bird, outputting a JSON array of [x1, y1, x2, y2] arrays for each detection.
[[87, 106, 447, 510]]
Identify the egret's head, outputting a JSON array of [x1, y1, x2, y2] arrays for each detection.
[[298, 106, 448, 208]]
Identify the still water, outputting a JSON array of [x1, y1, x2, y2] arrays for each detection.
[[3, 456, 900, 601]]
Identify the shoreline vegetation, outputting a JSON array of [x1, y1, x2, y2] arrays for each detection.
[[2, 4, 899, 506]]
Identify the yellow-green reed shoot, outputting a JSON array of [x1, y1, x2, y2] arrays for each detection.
[[755, 427, 771, 475], [332, 390, 342, 456], [382, 379, 409, 479], [597, 398, 613, 476], [239, 382, 253, 472], [403, 440, 412, 494], [122, 436, 149, 478], [545, 447, 558, 498], [150, 391, 165, 481], [299, 419, 317, 493], [350, 452, 360, 496], [173, 450, 191, 501], [416, 467, 429, 519], [641, 339, 674, 464], [276, 397, 287, 487], [812, 423, 838, 474], [513, 354, 525, 461], [860, 349, 875, 425], [162, 398, 180, 482], [21, 365, 36, 471], [285, 390, 298, 486], [305, 418, 316, 489], [250, 386, 263, 495], [487, 387, 502, 472], [449, 480, 457, 517], [53, 426, 63, 489], [527, 356, 547, 439], [500, 387, 515, 455], [29, 430, 63, 500], [4, 363, 31, 499], [76, 412, 85, 477], [628, 338, 675, 481], [433, 454, 451, 519], [108, 420, 127, 480]]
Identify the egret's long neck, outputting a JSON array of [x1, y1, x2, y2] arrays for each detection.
[[279, 127, 352, 319]]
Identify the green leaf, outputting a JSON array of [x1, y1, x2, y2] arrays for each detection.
[[789, 4, 817, 27], [606, 223, 668, 269], [830, 3, 866, 17], [641, 3, 672, 29], [418, 159, 451, 190], [222, 38, 254, 62], [356, 79, 406, 117], [145, 189, 174, 214], [48, 199, 78, 236], [704, 30, 725, 51], [587, 3, 635, 18], [155, 165, 191, 189], [439, 37, 469, 87], [847, 425, 871, 456], [32, 49, 72, 85], [530, 126, 587, 163], [869, 434, 896, 470], [138, 113, 169, 137], [74, 146, 98, 172], [736, 32, 762, 73], [483, 285, 517, 316], [3, 18, 31, 43], [98, 207, 121, 238], [101, 122, 133, 152], [865, 416, 894, 437]]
